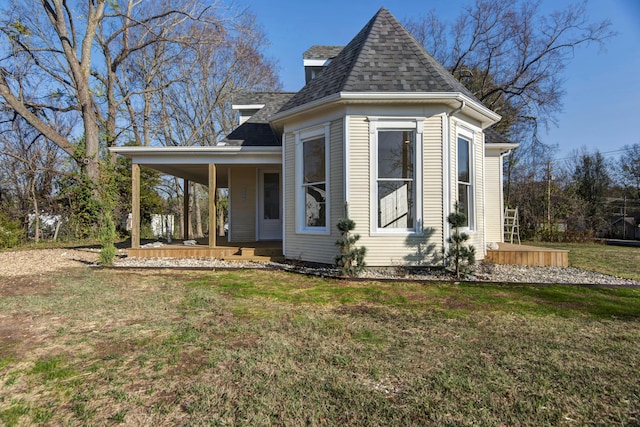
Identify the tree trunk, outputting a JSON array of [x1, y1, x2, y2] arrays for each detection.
[[30, 175, 40, 243]]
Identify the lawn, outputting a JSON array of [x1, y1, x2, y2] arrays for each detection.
[[0, 266, 638, 426], [527, 241, 640, 281]]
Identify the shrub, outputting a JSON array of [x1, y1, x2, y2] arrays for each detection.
[[444, 203, 476, 279], [0, 213, 25, 248], [335, 204, 366, 276]]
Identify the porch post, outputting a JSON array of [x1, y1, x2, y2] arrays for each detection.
[[183, 179, 190, 240], [131, 163, 140, 249], [208, 163, 216, 248]]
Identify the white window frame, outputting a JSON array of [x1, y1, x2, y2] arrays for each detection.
[[456, 126, 475, 231], [369, 117, 423, 236], [295, 123, 331, 235]]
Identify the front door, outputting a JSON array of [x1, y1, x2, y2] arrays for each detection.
[[258, 171, 282, 240]]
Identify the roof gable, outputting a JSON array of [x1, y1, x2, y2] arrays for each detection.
[[279, 7, 479, 113]]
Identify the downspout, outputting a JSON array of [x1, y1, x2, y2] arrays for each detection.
[[443, 100, 465, 260]]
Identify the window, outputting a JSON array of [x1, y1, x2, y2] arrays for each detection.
[[296, 124, 330, 233], [370, 118, 422, 234], [303, 137, 326, 227], [457, 133, 473, 228], [378, 130, 415, 229]]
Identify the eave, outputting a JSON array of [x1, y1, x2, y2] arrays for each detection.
[[269, 92, 501, 128]]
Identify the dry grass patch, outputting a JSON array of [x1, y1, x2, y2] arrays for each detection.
[[0, 268, 638, 426]]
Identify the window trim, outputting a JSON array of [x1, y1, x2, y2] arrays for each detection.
[[369, 117, 423, 236], [295, 123, 331, 235], [456, 126, 475, 231]]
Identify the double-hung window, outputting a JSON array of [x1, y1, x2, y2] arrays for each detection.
[[370, 118, 422, 234], [296, 124, 330, 233], [457, 130, 473, 229]]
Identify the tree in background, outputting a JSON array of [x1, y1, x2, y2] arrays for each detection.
[[406, 0, 614, 240], [570, 151, 611, 235], [0, 0, 280, 242], [617, 144, 640, 199]]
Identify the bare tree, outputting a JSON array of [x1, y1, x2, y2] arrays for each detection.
[[0, 0, 223, 184], [406, 0, 613, 134]]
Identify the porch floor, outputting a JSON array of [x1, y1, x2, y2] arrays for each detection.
[[485, 243, 569, 267], [127, 236, 283, 262]]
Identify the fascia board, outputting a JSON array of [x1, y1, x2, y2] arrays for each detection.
[[232, 104, 265, 110], [109, 146, 282, 165], [485, 143, 520, 157], [269, 91, 501, 125]]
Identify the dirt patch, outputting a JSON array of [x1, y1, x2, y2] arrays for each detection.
[[0, 248, 100, 277], [0, 275, 56, 297]]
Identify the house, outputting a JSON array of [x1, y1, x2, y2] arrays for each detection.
[[112, 7, 519, 266]]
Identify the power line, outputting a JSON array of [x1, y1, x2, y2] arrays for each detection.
[[552, 148, 628, 163]]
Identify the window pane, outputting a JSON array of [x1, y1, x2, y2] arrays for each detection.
[[378, 181, 414, 228], [305, 183, 326, 227], [378, 130, 414, 179], [458, 183, 470, 228], [263, 173, 279, 220], [458, 137, 470, 183], [303, 137, 325, 183]]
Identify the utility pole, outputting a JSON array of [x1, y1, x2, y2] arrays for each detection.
[[623, 193, 627, 240]]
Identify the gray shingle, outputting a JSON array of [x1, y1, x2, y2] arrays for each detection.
[[483, 127, 514, 144], [279, 7, 480, 113], [303, 45, 344, 60], [222, 92, 294, 146]]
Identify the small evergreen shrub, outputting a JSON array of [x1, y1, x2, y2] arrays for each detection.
[[444, 203, 476, 279], [335, 204, 366, 276]]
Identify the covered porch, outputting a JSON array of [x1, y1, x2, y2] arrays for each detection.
[[110, 146, 283, 253]]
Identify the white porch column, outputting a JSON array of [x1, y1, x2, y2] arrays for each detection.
[[183, 179, 190, 240], [209, 163, 217, 248]]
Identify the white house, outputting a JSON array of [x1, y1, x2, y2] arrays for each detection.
[[112, 7, 519, 266]]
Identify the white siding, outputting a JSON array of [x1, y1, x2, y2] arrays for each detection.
[[451, 120, 486, 259], [284, 118, 344, 264], [484, 156, 503, 243], [229, 166, 256, 242], [348, 115, 444, 266]]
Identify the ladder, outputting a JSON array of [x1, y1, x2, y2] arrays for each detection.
[[504, 207, 521, 244]]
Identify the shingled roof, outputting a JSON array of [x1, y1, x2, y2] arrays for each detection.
[[278, 7, 479, 113], [303, 45, 344, 60], [221, 92, 294, 146], [483, 127, 515, 145]]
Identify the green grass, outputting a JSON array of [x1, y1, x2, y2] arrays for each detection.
[[527, 241, 640, 281], [0, 265, 638, 426]]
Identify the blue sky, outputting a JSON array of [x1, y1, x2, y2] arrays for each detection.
[[234, 0, 640, 160]]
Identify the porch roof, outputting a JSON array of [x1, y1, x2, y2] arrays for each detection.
[[109, 145, 281, 185]]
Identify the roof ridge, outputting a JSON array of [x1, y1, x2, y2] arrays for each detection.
[[340, 8, 387, 93]]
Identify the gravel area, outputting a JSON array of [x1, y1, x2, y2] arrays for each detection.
[[0, 248, 637, 286], [114, 255, 639, 286]]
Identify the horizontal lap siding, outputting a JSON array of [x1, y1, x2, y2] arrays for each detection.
[[471, 130, 486, 258], [452, 121, 486, 259], [484, 156, 502, 243], [230, 167, 256, 242], [349, 115, 444, 266], [284, 118, 344, 264]]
